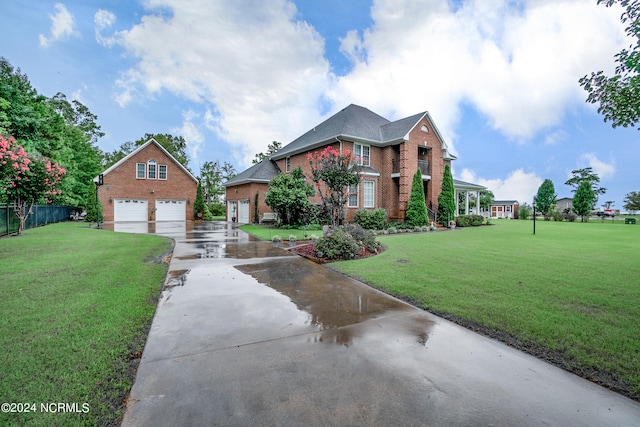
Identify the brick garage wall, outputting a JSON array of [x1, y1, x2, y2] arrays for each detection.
[[98, 143, 197, 221], [225, 182, 270, 223]]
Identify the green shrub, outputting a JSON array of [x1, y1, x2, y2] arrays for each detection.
[[314, 224, 380, 260], [456, 214, 485, 227], [518, 204, 532, 220], [202, 203, 214, 221], [353, 208, 388, 230], [405, 170, 429, 226], [208, 201, 225, 216]]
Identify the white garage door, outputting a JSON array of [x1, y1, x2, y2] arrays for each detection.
[[227, 201, 237, 221], [114, 199, 148, 222], [156, 200, 186, 221], [238, 200, 250, 223]]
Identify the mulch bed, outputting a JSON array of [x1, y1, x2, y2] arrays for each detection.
[[289, 243, 382, 263]]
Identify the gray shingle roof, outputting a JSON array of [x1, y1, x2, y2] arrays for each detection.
[[270, 104, 455, 161], [224, 160, 280, 186], [273, 104, 391, 159], [380, 111, 427, 141]]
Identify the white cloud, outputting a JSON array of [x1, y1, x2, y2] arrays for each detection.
[[459, 168, 543, 204], [578, 153, 616, 179], [329, 0, 628, 143], [94, 9, 117, 48], [170, 110, 205, 168], [109, 0, 332, 167], [39, 3, 77, 47], [101, 0, 629, 173]]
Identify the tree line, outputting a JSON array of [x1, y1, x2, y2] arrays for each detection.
[[0, 57, 236, 231]]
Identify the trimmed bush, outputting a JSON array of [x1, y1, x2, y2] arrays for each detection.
[[405, 169, 429, 226], [314, 224, 381, 260], [456, 214, 485, 227], [353, 208, 388, 230]]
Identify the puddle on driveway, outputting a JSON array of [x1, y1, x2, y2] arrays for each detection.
[[176, 241, 292, 260], [235, 257, 435, 347]]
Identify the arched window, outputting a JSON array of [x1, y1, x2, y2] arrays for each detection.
[[147, 159, 157, 179]]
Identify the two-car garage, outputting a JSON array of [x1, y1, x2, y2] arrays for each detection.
[[114, 199, 186, 222]]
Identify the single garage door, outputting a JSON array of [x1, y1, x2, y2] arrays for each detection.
[[114, 199, 148, 222], [238, 199, 250, 223], [156, 200, 186, 221], [227, 201, 237, 221]]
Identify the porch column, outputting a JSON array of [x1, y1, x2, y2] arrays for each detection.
[[476, 191, 480, 215], [455, 189, 459, 216], [465, 191, 469, 215]]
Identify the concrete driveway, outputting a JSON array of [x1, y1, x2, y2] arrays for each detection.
[[119, 221, 640, 426]]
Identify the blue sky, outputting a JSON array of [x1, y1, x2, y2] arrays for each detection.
[[1, 1, 637, 209]]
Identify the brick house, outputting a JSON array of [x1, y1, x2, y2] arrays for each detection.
[[96, 138, 198, 222], [225, 104, 479, 223]]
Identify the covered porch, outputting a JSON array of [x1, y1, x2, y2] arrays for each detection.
[[453, 179, 486, 216]]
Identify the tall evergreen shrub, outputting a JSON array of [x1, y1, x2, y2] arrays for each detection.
[[437, 165, 455, 224], [405, 169, 429, 226]]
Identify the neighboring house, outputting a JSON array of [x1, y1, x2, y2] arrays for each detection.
[[225, 104, 484, 223], [96, 138, 198, 222], [556, 197, 573, 211], [488, 200, 519, 219]]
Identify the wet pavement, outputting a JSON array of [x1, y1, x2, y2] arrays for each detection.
[[119, 221, 640, 426]]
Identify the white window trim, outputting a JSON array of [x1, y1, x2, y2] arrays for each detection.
[[354, 143, 370, 167], [348, 184, 358, 208], [285, 157, 291, 172], [136, 163, 146, 179], [147, 159, 157, 180], [363, 181, 375, 208], [158, 164, 168, 180]]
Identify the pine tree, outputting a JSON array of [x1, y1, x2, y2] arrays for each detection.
[[405, 169, 428, 226], [193, 179, 205, 219], [437, 165, 455, 224]]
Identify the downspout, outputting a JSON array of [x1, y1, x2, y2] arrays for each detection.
[[334, 137, 342, 153]]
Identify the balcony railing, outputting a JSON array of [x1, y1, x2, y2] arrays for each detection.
[[391, 159, 430, 176], [418, 160, 429, 176]]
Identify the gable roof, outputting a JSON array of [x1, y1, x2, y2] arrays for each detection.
[[224, 159, 280, 186], [271, 104, 456, 160], [95, 138, 198, 183]]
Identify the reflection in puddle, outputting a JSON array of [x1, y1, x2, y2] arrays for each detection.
[[175, 241, 292, 260], [165, 269, 190, 289], [236, 258, 434, 347]]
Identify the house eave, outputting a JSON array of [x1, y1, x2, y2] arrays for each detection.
[[224, 178, 271, 187], [94, 139, 198, 183]]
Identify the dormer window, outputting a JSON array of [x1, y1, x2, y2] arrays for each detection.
[[147, 159, 157, 179]]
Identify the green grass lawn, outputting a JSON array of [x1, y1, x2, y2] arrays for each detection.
[[0, 222, 171, 426], [240, 224, 323, 241], [331, 219, 640, 399]]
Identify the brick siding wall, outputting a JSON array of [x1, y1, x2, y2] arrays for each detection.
[[228, 118, 452, 224], [98, 143, 197, 221]]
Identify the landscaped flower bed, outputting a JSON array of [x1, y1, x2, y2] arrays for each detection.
[[290, 242, 382, 263]]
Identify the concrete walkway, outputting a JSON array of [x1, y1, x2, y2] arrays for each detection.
[[120, 221, 640, 426]]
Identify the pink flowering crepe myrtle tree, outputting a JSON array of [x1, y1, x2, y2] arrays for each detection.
[[307, 146, 362, 227], [0, 135, 66, 235]]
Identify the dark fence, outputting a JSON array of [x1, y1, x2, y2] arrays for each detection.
[[0, 205, 75, 237]]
